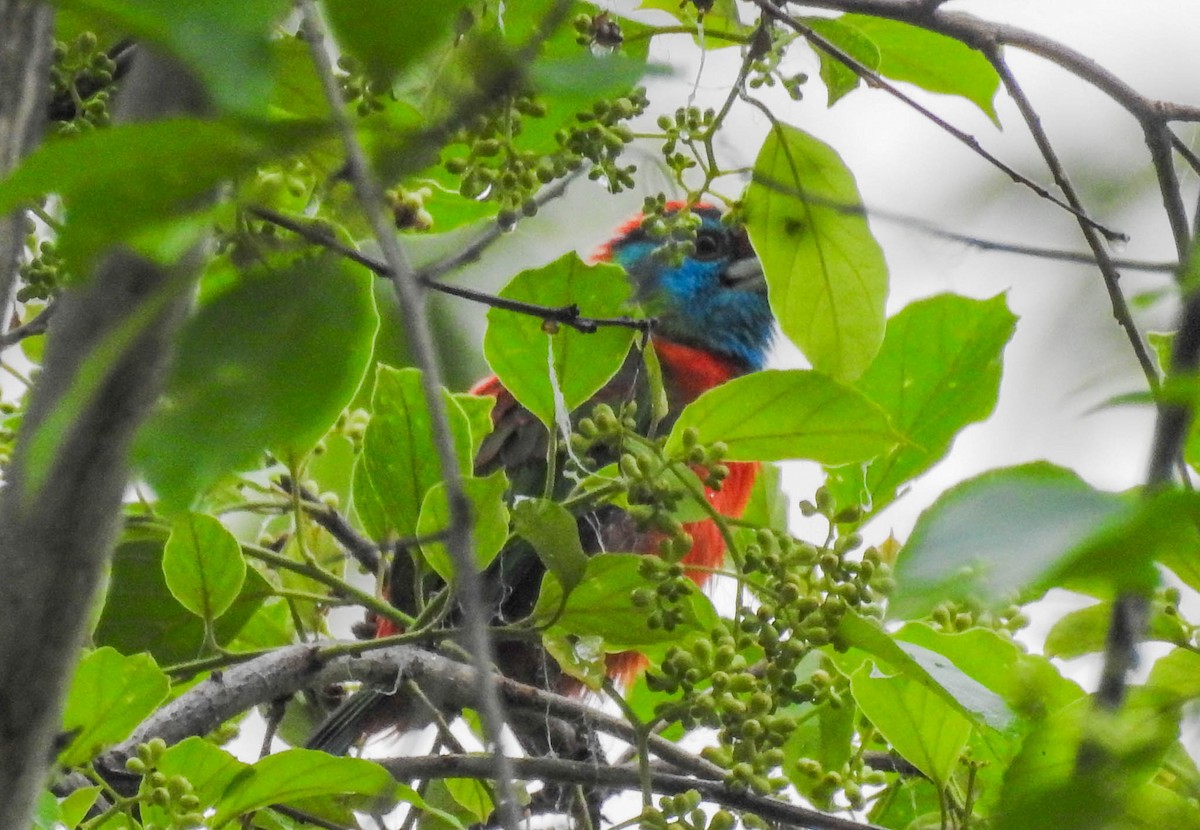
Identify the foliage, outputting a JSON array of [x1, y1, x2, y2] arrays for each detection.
[[2, 1, 1199, 830]]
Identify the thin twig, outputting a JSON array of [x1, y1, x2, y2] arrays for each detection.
[[413, 166, 583, 283], [751, 0, 1127, 242], [277, 475, 381, 573], [249, 206, 651, 335], [986, 49, 1161, 392]]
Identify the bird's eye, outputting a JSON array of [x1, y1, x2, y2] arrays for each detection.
[[692, 229, 726, 261]]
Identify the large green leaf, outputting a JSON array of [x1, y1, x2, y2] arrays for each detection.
[[895, 623, 1082, 717], [210, 749, 396, 825], [418, 471, 510, 582], [52, 0, 290, 115], [136, 254, 377, 511], [483, 254, 638, 429], [352, 366, 476, 541], [744, 124, 888, 381], [851, 664, 972, 786], [94, 528, 286, 665], [835, 611, 1012, 730], [323, 0, 473, 84], [839, 14, 1001, 123], [534, 553, 719, 652], [58, 648, 169, 766], [664, 369, 898, 464], [993, 698, 1184, 830], [511, 498, 588, 594], [889, 463, 1145, 619], [162, 513, 246, 621], [0, 118, 311, 272], [827, 293, 1017, 513]]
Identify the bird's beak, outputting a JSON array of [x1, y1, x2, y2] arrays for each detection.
[[721, 255, 767, 293]]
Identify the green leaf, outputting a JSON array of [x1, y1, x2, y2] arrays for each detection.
[[839, 14, 1001, 122], [534, 553, 718, 653], [895, 623, 1083, 717], [889, 463, 1138, 619], [801, 17, 880, 105], [827, 293, 1017, 513], [992, 698, 1181, 830], [1045, 600, 1187, 660], [418, 472, 510, 582], [836, 612, 1012, 731], [0, 117, 312, 276], [851, 663, 972, 786], [353, 366, 476, 541], [744, 124, 888, 381], [483, 253, 638, 429], [324, 0, 473, 83], [637, 0, 750, 48], [162, 513, 246, 621], [1146, 648, 1200, 702], [59, 787, 101, 829], [511, 498, 588, 594], [665, 369, 897, 463], [136, 254, 377, 511], [142, 738, 249, 830], [59, 648, 169, 766], [211, 749, 395, 825], [53, 0, 289, 114], [94, 527, 285, 665]]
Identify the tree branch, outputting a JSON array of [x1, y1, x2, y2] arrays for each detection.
[[0, 47, 210, 830], [0, 0, 52, 338], [378, 754, 888, 830]]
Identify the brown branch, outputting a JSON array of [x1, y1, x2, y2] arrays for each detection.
[[777, 0, 1200, 124], [88, 642, 881, 830]]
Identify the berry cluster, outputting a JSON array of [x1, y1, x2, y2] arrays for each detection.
[[648, 488, 894, 795], [336, 54, 392, 117], [747, 31, 808, 100], [49, 32, 117, 135], [640, 791, 736, 830], [123, 739, 203, 829], [18, 236, 66, 303], [444, 86, 647, 228]]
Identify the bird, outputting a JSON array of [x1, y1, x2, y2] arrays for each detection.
[[307, 202, 774, 759]]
